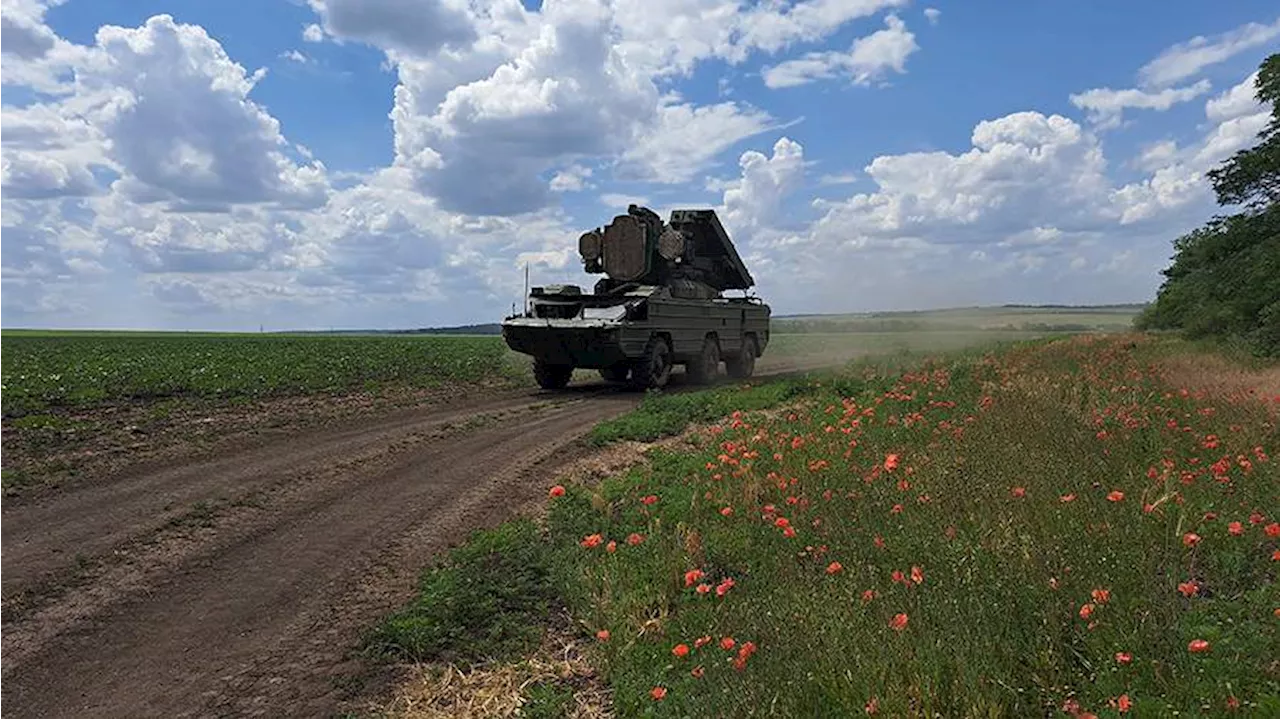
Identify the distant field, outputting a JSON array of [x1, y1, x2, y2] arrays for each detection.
[[0, 332, 524, 417], [0, 306, 1136, 417], [775, 305, 1143, 334]]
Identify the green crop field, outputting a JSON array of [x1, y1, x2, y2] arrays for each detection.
[[1, 305, 1139, 418], [0, 331, 525, 417]]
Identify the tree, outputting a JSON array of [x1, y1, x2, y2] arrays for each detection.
[[1138, 54, 1280, 356]]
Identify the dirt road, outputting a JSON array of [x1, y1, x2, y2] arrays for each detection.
[[1, 362, 828, 718]]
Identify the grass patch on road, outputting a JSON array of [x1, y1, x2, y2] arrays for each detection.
[[370, 333, 1280, 717], [364, 519, 558, 668]]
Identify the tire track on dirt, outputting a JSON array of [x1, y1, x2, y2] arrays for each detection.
[[0, 391, 594, 614], [0, 393, 639, 718]]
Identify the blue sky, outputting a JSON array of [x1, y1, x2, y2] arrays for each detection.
[[2, 0, 1277, 330]]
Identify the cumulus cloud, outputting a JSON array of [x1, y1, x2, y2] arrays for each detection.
[[65, 15, 329, 211], [1, 103, 110, 198], [304, 0, 476, 57], [923, 8, 940, 26], [761, 14, 918, 89], [1138, 16, 1280, 88], [1, 0, 61, 59], [721, 137, 806, 236], [1205, 70, 1263, 123]]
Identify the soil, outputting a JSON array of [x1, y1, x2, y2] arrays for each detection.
[[0, 358, 831, 719]]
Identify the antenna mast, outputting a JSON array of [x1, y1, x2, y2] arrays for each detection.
[[524, 263, 530, 316]]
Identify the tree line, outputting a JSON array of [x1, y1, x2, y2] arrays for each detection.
[[1137, 54, 1280, 356]]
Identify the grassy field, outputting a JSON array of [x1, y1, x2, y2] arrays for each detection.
[[0, 321, 1084, 419], [367, 333, 1280, 717], [0, 331, 527, 417]]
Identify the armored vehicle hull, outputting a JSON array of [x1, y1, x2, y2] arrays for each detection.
[[501, 205, 771, 390]]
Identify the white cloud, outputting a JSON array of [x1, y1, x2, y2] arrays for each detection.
[[1, 0, 61, 59], [761, 14, 918, 89], [924, 8, 940, 26], [302, 23, 324, 42], [304, 0, 476, 57], [550, 164, 593, 192], [1069, 80, 1211, 129], [732, 0, 910, 59], [1138, 17, 1280, 88], [280, 49, 310, 64], [619, 98, 779, 183], [819, 172, 858, 186], [1, 102, 111, 198], [721, 136, 806, 236], [1205, 70, 1262, 123], [65, 15, 329, 211]]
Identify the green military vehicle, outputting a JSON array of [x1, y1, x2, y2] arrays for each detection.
[[501, 204, 771, 390]]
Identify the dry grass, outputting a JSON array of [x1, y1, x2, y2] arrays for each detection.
[[1156, 351, 1280, 402], [374, 609, 613, 719]]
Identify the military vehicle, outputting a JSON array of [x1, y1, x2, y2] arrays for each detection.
[[501, 204, 771, 390]]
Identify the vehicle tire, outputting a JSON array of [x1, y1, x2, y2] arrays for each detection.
[[629, 336, 673, 390], [726, 335, 757, 379], [599, 364, 630, 383], [533, 359, 573, 389], [685, 335, 720, 385]]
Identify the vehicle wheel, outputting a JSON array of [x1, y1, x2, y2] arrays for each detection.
[[686, 335, 720, 385], [599, 364, 630, 383], [629, 336, 673, 390], [726, 335, 757, 379], [533, 359, 574, 389]]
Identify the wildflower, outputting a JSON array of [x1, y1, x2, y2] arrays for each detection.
[[715, 577, 736, 597], [596, 629, 610, 641], [1188, 639, 1210, 653], [1117, 694, 1132, 713], [1107, 490, 1124, 502], [1267, 522, 1280, 538], [720, 506, 733, 516], [696, 583, 710, 594], [650, 686, 667, 700], [1178, 581, 1199, 597], [549, 485, 565, 497], [826, 561, 843, 575], [1115, 651, 1132, 664], [1079, 603, 1095, 620], [865, 697, 880, 715], [911, 566, 924, 585], [627, 533, 645, 545], [890, 613, 909, 631], [684, 569, 705, 587], [606, 541, 617, 553], [861, 589, 876, 602], [1228, 521, 1243, 536], [732, 641, 757, 670], [691, 666, 704, 678], [580, 534, 603, 548], [720, 637, 735, 651], [672, 643, 689, 658], [641, 494, 658, 505], [1060, 493, 1076, 503], [884, 453, 900, 471], [694, 635, 713, 648], [1183, 532, 1202, 547], [1011, 486, 1026, 498], [1091, 588, 1110, 604]]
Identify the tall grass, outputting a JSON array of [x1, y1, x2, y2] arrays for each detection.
[[370, 334, 1278, 716], [545, 334, 1279, 716]]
